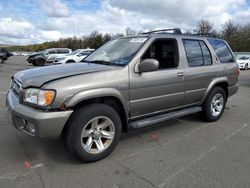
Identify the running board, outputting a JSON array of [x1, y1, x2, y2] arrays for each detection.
[[128, 106, 202, 130]]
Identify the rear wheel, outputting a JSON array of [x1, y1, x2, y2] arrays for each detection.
[[66, 103, 121, 162], [202, 87, 226, 122]]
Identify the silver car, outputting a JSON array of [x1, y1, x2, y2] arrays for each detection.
[[6, 29, 239, 162]]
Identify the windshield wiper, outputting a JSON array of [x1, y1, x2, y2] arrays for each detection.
[[82, 59, 125, 66], [89, 60, 111, 65]]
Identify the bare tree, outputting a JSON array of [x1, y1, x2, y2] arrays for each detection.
[[125, 27, 136, 36], [196, 19, 214, 35], [222, 20, 238, 41]]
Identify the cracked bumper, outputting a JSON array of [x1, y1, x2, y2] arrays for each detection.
[[6, 91, 73, 139]]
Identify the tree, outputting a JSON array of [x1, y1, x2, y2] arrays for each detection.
[[222, 20, 238, 41], [196, 19, 214, 35], [124, 27, 136, 36], [221, 21, 239, 51]]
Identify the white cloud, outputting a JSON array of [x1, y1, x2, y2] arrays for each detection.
[[0, 18, 34, 39], [37, 0, 69, 18], [0, 18, 64, 45], [1, 0, 250, 45], [108, 0, 246, 27]]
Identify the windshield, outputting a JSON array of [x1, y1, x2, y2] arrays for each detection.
[[84, 37, 147, 66], [239, 56, 249, 60], [67, 49, 82, 56]]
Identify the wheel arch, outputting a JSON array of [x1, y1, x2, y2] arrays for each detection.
[[201, 77, 229, 104], [63, 89, 129, 134], [66, 60, 75, 63]]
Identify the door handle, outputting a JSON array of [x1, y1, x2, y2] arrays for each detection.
[[177, 72, 185, 77]]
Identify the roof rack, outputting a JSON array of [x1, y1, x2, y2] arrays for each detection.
[[142, 28, 182, 35]]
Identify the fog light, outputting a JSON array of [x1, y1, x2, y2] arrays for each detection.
[[26, 123, 35, 134], [23, 120, 36, 134]]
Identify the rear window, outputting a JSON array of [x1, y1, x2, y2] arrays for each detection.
[[207, 39, 234, 63]]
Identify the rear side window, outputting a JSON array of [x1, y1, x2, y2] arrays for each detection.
[[48, 50, 56, 54], [57, 49, 70, 54], [208, 39, 234, 63], [183, 40, 212, 67]]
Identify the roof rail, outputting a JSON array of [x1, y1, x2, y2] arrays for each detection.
[[142, 28, 182, 35]]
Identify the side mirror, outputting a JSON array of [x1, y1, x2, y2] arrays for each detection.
[[138, 59, 159, 73]]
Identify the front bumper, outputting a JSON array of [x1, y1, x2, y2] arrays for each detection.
[[6, 91, 73, 139], [228, 84, 239, 97], [238, 64, 246, 69]]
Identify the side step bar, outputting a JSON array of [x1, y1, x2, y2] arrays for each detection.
[[128, 106, 202, 130]]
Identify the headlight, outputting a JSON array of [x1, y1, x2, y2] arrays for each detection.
[[24, 88, 56, 107]]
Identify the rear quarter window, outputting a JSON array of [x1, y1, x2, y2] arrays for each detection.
[[207, 39, 234, 63]]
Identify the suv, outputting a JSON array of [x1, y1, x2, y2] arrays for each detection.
[[6, 29, 239, 162], [27, 48, 71, 66], [54, 49, 95, 64], [45, 48, 72, 64]]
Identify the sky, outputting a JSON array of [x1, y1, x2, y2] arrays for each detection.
[[0, 0, 250, 45]]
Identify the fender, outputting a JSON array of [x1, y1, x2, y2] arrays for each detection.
[[65, 88, 129, 118], [201, 77, 229, 104]]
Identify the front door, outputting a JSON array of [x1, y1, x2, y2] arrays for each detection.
[[129, 38, 185, 118]]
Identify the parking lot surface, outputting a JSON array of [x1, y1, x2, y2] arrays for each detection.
[[0, 56, 250, 188]]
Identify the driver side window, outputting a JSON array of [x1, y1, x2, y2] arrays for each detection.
[[141, 38, 179, 69]]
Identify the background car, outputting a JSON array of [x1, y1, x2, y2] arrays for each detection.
[[54, 49, 95, 64], [27, 50, 44, 65], [0, 48, 12, 63], [237, 56, 250, 70], [45, 48, 72, 64], [27, 48, 72, 66]]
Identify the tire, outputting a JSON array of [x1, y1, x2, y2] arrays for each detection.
[[66, 103, 122, 162], [202, 87, 227, 122], [244, 64, 248, 70], [0, 57, 4, 64], [36, 58, 45, 66], [66, 60, 75, 63]]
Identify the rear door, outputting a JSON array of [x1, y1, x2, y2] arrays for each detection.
[[182, 39, 219, 105]]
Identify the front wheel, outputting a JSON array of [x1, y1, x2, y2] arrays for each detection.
[[202, 87, 226, 122], [244, 64, 248, 70], [0, 57, 4, 64], [66, 104, 122, 162], [36, 58, 45, 66], [66, 60, 75, 63]]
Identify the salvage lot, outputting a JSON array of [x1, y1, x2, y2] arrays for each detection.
[[0, 56, 250, 188]]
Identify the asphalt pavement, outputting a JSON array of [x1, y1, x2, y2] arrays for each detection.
[[0, 56, 250, 188]]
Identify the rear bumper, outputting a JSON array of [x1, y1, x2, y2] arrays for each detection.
[[228, 84, 239, 97], [6, 91, 73, 139]]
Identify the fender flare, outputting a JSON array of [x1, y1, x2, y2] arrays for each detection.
[[65, 88, 129, 119], [201, 77, 229, 104]]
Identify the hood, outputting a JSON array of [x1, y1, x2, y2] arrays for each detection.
[[14, 63, 116, 88], [237, 60, 247, 63], [29, 52, 42, 58]]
